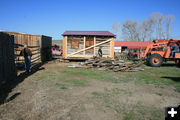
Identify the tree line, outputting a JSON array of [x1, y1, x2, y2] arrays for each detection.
[[112, 12, 175, 41]]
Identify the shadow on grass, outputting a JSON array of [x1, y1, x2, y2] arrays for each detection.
[[0, 63, 45, 105], [161, 77, 180, 82], [161, 63, 176, 67]]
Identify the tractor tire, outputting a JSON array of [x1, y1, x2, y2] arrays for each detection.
[[146, 53, 151, 65], [148, 54, 163, 67]]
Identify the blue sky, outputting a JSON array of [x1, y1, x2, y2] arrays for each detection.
[[0, 0, 180, 40]]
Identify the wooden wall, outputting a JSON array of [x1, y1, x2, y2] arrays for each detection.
[[41, 35, 52, 62], [95, 37, 111, 55], [67, 36, 84, 55], [63, 35, 114, 59], [2, 32, 52, 67], [0, 32, 16, 85]]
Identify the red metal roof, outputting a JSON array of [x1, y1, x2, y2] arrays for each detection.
[[115, 41, 152, 49], [62, 31, 115, 36], [156, 39, 169, 43]]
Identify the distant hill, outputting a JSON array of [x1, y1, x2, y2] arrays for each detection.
[[52, 40, 62, 46]]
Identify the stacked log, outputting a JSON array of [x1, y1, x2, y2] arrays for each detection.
[[82, 56, 145, 72]]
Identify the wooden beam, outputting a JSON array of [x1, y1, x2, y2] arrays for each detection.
[[94, 36, 96, 56], [110, 37, 115, 59], [83, 36, 86, 55], [68, 55, 110, 58], [63, 36, 68, 58], [68, 38, 111, 57]]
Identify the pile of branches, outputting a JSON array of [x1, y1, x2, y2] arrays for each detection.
[[82, 56, 145, 72]]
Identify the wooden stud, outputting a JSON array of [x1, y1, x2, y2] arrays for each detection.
[[63, 36, 68, 58], [94, 36, 96, 56], [83, 36, 86, 55], [110, 37, 115, 59], [68, 55, 110, 58]]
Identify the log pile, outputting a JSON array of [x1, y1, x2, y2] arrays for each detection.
[[81, 56, 145, 72]]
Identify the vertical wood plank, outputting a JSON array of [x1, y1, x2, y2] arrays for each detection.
[[94, 36, 96, 56], [110, 37, 115, 59], [63, 36, 68, 58], [83, 36, 86, 55]]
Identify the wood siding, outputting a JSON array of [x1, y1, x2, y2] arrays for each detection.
[[2, 32, 52, 66]]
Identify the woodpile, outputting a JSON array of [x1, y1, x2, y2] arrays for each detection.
[[81, 56, 145, 72]]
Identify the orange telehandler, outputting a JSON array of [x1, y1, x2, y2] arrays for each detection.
[[141, 39, 180, 67]]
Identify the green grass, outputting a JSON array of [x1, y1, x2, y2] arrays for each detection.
[[35, 69, 91, 89], [34, 64, 180, 92], [31, 63, 179, 119], [133, 66, 180, 92], [92, 88, 164, 120], [60, 68, 104, 78], [27, 62, 180, 120], [55, 83, 68, 90], [121, 104, 163, 120]]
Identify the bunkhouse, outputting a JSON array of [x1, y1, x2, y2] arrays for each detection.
[[62, 31, 115, 60]]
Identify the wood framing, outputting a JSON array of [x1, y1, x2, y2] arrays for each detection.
[[94, 36, 96, 56], [83, 36, 86, 55], [63, 36, 68, 58], [62, 31, 115, 60], [110, 37, 115, 58]]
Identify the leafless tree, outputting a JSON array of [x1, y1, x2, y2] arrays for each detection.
[[112, 22, 121, 41], [139, 19, 154, 41], [150, 12, 165, 39], [120, 12, 175, 41], [122, 20, 140, 41], [166, 14, 175, 39]]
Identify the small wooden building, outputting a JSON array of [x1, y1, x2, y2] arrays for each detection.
[[1, 31, 52, 66], [62, 31, 115, 59]]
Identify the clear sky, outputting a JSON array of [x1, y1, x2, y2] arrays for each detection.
[[0, 0, 180, 40]]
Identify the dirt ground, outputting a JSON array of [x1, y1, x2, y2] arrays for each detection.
[[0, 61, 180, 120]]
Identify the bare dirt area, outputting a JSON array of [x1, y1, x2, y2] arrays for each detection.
[[0, 61, 180, 120]]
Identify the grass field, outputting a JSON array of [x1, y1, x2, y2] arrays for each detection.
[[0, 62, 180, 120]]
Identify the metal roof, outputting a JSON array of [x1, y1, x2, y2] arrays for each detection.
[[115, 41, 152, 49], [62, 31, 115, 36]]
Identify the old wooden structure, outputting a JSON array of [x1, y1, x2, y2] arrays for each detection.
[[62, 31, 115, 59], [1, 31, 52, 66], [0, 32, 16, 85]]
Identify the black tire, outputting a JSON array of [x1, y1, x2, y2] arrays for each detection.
[[146, 53, 151, 65], [148, 54, 163, 67]]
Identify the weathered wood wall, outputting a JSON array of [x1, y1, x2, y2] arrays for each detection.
[[67, 36, 84, 55], [95, 37, 110, 55], [1, 31, 52, 66], [0, 32, 16, 85]]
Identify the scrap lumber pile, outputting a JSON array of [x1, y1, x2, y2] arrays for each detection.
[[81, 56, 145, 72]]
